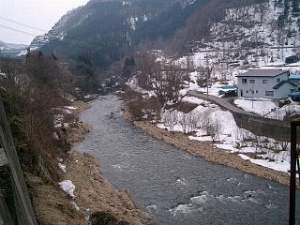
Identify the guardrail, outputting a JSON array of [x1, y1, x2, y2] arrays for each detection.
[[0, 100, 37, 225]]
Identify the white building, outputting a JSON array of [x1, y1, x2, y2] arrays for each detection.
[[236, 69, 297, 99]]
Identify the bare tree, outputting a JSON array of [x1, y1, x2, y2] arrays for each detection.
[[135, 52, 189, 109], [196, 54, 214, 95], [250, 134, 261, 158], [163, 110, 179, 131], [189, 113, 199, 132], [205, 118, 219, 143], [280, 139, 289, 151], [186, 54, 195, 72]]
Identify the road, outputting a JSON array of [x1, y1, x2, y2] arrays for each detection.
[[187, 90, 257, 117]]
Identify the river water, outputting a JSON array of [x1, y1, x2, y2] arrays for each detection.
[[75, 95, 300, 225]]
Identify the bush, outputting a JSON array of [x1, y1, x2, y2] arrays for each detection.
[[123, 87, 161, 121], [90, 212, 129, 225]]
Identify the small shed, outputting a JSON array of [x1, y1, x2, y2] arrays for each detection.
[[272, 80, 298, 99]]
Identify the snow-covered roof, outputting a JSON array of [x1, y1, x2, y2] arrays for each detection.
[[236, 69, 289, 78]]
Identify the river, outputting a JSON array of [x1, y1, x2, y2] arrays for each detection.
[[75, 95, 300, 225]]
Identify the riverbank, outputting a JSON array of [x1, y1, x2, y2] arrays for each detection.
[[124, 107, 292, 187], [62, 151, 152, 225], [29, 99, 152, 225]]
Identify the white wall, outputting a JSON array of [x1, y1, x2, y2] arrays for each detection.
[[237, 72, 289, 99]]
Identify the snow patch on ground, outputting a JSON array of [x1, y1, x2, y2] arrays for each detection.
[[59, 180, 76, 198], [238, 154, 290, 173], [267, 104, 300, 120], [126, 77, 156, 97], [58, 163, 67, 173], [234, 98, 277, 116], [234, 98, 300, 120]]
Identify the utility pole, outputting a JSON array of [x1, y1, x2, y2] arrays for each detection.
[[289, 119, 300, 225]]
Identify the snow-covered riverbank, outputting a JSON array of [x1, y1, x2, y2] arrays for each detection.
[[157, 96, 291, 175], [131, 118, 292, 187]]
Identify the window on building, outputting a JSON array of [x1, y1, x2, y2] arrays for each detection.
[[290, 89, 295, 93], [262, 80, 268, 84], [242, 78, 247, 84], [246, 90, 249, 94], [277, 78, 281, 83], [256, 90, 258, 93], [250, 80, 255, 84], [265, 91, 274, 97]]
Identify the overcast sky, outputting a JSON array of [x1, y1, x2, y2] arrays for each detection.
[[0, 0, 89, 45]]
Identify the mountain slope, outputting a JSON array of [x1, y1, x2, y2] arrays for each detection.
[[170, 0, 300, 99], [31, 0, 208, 68], [171, 0, 300, 55], [0, 40, 27, 57]]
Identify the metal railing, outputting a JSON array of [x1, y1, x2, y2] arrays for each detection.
[[0, 100, 37, 225]]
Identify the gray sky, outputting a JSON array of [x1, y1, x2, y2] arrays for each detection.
[[0, 0, 89, 45]]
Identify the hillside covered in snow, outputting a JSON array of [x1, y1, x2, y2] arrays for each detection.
[[174, 0, 300, 80]]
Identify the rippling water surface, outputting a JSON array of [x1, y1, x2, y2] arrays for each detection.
[[75, 95, 300, 225]]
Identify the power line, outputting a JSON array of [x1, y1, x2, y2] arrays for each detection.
[[0, 16, 47, 32], [0, 24, 37, 36]]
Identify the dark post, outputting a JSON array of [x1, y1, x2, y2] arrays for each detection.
[[289, 120, 299, 225]]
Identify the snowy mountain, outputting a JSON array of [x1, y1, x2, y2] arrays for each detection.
[[0, 40, 27, 58]]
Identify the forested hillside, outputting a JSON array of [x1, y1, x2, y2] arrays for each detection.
[[29, 0, 300, 91], [31, 0, 208, 69]]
